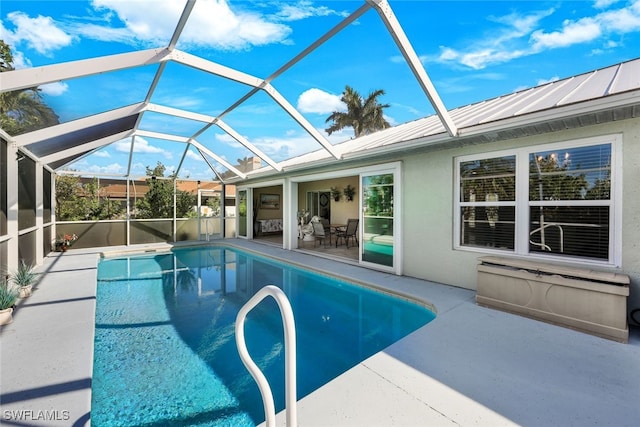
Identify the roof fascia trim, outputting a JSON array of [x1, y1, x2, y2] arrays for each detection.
[[459, 90, 640, 137], [0, 49, 171, 93]]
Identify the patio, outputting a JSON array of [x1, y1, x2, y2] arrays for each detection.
[[1, 240, 638, 426]]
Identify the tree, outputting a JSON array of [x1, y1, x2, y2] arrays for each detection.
[[0, 41, 59, 135], [325, 85, 391, 137], [55, 175, 124, 221], [135, 162, 196, 219]]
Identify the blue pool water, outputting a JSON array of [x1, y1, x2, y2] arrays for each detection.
[[92, 246, 435, 426]]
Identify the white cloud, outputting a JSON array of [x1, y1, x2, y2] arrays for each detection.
[[3, 47, 31, 69], [40, 82, 69, 96], [391, 53, 429, 64], [4, 11, 75, 55], [297, 88, 344, 114], [214, 132, 242, 149], [598, 6, 640, 32], [88, 0, 292, 50], [436, 1, 640, 70], [186, 150, 204, 161], [384, 114, 397, 127], [531, 18, 602, 49], [93, 150, 111, 158], [436, 8, 553, 69], [537, 76, 560, 86], [594, 0, 621, 9], [531, 3, 640, 50], [114, 137, 172, 159], [249, 125, 357, 160], [68, 22, 138, 44], [86, 162, 125, 174], [275, 2, 349, 21], [253, 134, 317, 159]]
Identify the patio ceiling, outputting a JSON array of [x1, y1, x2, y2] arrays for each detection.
[[0, 0, 456, 183]]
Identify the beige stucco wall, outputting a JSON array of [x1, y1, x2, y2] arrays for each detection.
[[401, 118, 640, 315], [254, 185, 282, 220], [298, 177, 359, 225]]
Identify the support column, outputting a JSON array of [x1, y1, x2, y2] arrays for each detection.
[[220, 183, 226, 238], [6, 143, 19, 272], [51, 171, 56, 253], [35, 161, 44, 264]]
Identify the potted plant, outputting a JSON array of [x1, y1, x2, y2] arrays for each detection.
[[343, 184, 356, 202], [11, 260, 37, 298], [0, 276, 19, 326], [55, 233, 78, 252], [330, 186, 341, 202]]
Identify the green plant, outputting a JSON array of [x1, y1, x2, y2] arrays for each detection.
[[11, 260, 37, 288], [343, 184, 356, 201], [55, 233, 77, 250], [0, 277, 18, 310], [331, 186, 341, 201]]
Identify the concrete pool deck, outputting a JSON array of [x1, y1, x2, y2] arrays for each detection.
[[1, 240, 639, 426]]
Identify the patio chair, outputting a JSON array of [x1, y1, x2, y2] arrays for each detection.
[[312, 221, 330, 248], [336, 218, 359, 248], [320, 218, 333, 244]]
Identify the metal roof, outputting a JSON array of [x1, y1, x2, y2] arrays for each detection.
[[254, 57, 640, 176]]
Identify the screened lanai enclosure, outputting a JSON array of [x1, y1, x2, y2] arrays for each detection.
[[1, 0, 459, 274]]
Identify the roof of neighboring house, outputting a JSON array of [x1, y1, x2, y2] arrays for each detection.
[[77, 177, 233, 198]]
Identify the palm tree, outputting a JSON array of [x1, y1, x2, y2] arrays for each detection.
[[325, 85, 391, 137], [0, 41, 59, 135]]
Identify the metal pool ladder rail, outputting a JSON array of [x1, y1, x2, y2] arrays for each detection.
[[235, 285, 297, 427]]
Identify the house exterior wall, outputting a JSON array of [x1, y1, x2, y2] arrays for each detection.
[[401, 117, 640, 315]]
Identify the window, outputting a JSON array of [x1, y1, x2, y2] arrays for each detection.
[[455, 135, 620, 265]]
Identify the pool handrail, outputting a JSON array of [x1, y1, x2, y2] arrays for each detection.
[[235, 285, 297, 427]]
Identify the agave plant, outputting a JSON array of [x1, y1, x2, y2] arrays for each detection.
[[0, 277, 18, 310], [11, 260, 37, 288], [10, 260, 37, 298]]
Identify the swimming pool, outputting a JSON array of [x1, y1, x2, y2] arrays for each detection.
[[92, 245, 435, 426]]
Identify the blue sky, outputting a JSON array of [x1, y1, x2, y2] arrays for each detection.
[[2, 0, 640, 180]]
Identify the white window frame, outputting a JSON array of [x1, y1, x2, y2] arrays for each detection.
[[454, 134, 622, 267]]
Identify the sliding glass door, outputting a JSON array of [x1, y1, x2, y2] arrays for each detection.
[[361, 172, 395, 269], [238, 190, 248, 238]]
